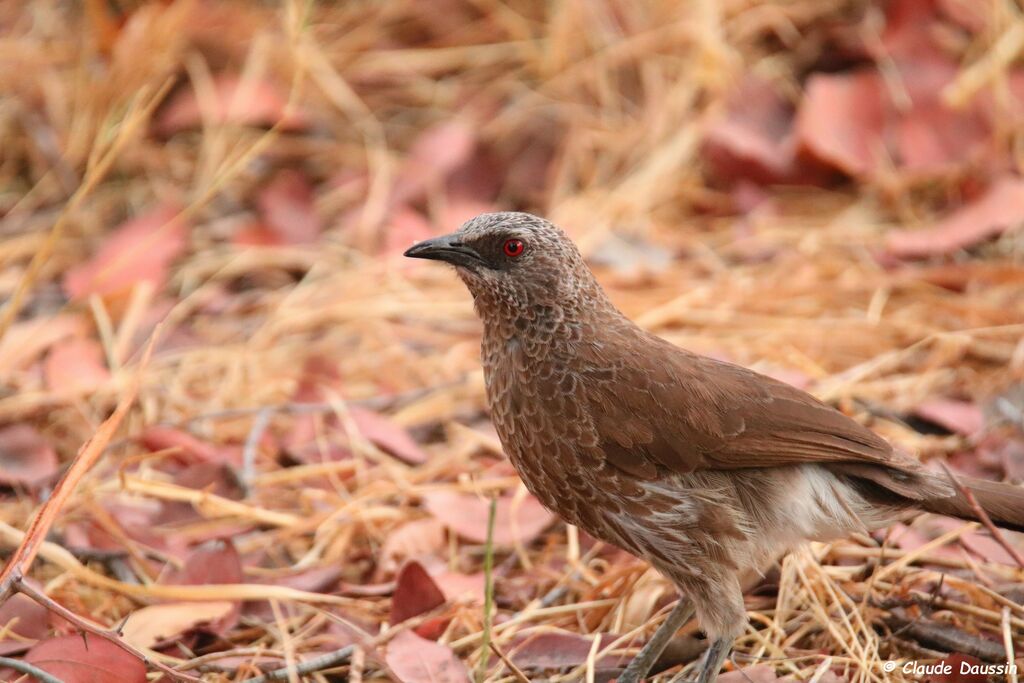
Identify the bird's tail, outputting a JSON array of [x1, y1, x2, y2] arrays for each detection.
[[920, 474, 1024, 534]]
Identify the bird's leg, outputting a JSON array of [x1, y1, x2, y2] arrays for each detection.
[[694, 636, 732, 683], [617, 597, 695, 683]]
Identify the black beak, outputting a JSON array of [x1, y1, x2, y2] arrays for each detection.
[[403, 233, 484, 269]]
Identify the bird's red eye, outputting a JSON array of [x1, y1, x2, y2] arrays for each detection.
[[503, 239, 525, 257]]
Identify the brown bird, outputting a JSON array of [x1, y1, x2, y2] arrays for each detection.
[[405, 212, 1024, 682]]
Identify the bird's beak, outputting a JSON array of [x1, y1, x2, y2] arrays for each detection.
[[403, 233, 484, 269]]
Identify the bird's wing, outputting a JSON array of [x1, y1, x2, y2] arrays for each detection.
[[584, 333, 930, 491]]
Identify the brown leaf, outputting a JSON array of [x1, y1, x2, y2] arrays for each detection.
[[0, 315, 86, 380], [392, 120, 476, 205], [390, 560, 446, 625], [422, 491, 554, 547], [167, 542, 243, 585], [44, 337, 110, 393], [154, 462, 244, 526], [795, 71, 886, 177], [139, 426, 235, 466], [253, 169, 322, 245], [378, 518, 447, 577], [511, 632, 627, 671], [0, 592, 49, 640], [886, 178, 1024, 258], [24, 634, 146, 683], [0, 425, 58, 487], [895, 101, 990, 173], [384, 630, 471, 683], [351, 407, 428, 465], [156, 74, 307, 135], [121, 601, 236, 649], [63, 203, 189, 300], [925, 654, 988, 682], [913, 399, 984, 436], [702, 76, 800, 185]]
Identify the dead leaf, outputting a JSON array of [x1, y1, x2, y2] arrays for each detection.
[[795, 71, 886, 177], [886, 177, 1024, 258], [156, 74, 307, 135], [24, 634, 147, 683], [139, 426, 238, 466], [422, 490, 554, 547], [0, 592, 48, 640], [351, 407, 428, 465], [392, 120, 476, 205], [702, 76, 801, 185], [378, 518, 447, 577], [385, 630, 471, 683], [167, 541, 243, 585], [510, 632, 627, 671], [0, 424, 58, 487], [63, 203, 189, 300], [0, 315, 86, 381], [44, 337, 110, 393], [121, 601, 236, 649], [253, 169, 322, 245], [390, 560, 446, 625], [431, 570, 485, 605], [914, 399, 984, 436]]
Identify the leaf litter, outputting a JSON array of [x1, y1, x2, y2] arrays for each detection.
[[0, 0, 1022, 681]]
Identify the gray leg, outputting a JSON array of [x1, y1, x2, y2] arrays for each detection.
[[617, 597, 695, 683], [695, 637, 732, 683]]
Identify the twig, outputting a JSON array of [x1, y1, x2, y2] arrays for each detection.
[[240, 645, 355, 683], [940, 463, 1024, 568], [14, 577, 199, 682], [488, 641, 530, 683], [0, 656, 65, 683], [241, 406, 274, 492]]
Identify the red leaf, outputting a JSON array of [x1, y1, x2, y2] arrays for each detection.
[[167, 542, 243, 585], [384, 630, 470, 683], [913, 399, 984, 436], [351, 407, 428, 465], [156, 75, 307, 135], [895, 101, 990, 172], [139, 426, 236, 466], [392, 121, 476, 205], [0, 425, 58, 487], [253, 169, 322, 245], [702, 77, 800, 185], [390, 560, 446, 625], [0, 593, 49, 640], [44, 337, 110, 393], [24, 635, 146, 683], [63, 203, 188, 300], [886, 178, 1024, 258], [422, 491, 554, 547], [795, 71, 886, 177]]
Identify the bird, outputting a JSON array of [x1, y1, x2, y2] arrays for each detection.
[[404, 211, 1024, 682]]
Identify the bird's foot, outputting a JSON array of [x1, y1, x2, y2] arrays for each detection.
[[694, 637, 732, 683], [616, 598, 695, 682]]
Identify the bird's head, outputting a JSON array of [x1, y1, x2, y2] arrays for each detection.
[[404, 212, 604, 317]]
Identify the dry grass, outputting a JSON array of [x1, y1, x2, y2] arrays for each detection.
[[1, 0, 1023, 681]]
